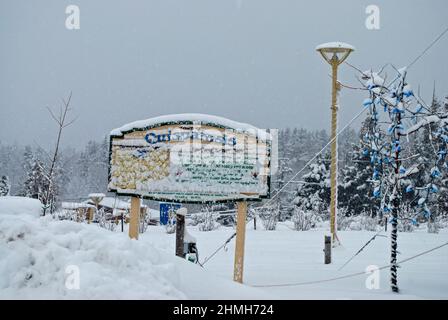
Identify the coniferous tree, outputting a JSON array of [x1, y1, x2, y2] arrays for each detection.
[[291, 154, 330, 230], [0, 175, 10, 196], [23, 158, 48, 202]]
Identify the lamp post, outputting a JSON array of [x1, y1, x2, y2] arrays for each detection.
[[316, 42, 354, 246], [88, 193, 105, 223]]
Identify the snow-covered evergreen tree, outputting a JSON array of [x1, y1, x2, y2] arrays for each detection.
[[291, 154, 330, 230], [338, 140, 376, 218], [272, 157, 293, 221], [23, 158, 48, 202], [0, 175, 10, 196]]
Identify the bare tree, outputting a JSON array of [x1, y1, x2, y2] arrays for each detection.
[[42, 92, 76, 215]]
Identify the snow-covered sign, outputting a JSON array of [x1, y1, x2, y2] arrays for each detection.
[[108, 114, 272, 203]]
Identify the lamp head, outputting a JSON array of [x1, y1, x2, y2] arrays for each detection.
[[316, 42, 355, 65]]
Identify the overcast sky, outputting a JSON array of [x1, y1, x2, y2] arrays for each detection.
[[1, 0, 447, 148]]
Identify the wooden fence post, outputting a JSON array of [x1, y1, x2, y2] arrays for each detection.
[[233, 201, 247, 283], [175, 210, 186, 258], [129, 196, 141, 240], [324, 235, 332, 264]]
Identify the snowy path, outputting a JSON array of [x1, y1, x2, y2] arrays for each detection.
[[141, 223, 448, 299]]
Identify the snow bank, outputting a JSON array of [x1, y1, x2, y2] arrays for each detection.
[[0, 206, 270, 299], [0, 197, 42, 218]]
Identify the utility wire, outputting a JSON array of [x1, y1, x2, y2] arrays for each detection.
[[408, 25, 448, 69], [249, 241, 448, 288], [338, 230, 386, 271], [197, 25, 448, 267], [200, 107, 368, 266]]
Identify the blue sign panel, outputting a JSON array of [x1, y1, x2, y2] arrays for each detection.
[[159, 203, 181, 225]]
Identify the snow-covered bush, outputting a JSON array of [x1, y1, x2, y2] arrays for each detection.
[[190, 207, 219, 231], [189, 212, 203, 226], [437, 215, 448, 229], [338, 210, 378, 231], [165, 209, 176, 234], [258, 206, 279, 231], [198, 211, 219, 232], [97, 208, 117, 232], [291, 208, 319, 231], [54, 209, 77, 221], [398, 218, 415, 233]]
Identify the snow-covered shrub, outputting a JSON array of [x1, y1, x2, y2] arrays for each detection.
[[338, 210, 378, 231], [139, 211, 151, 233], [97, 208, 117, 232], [54, 209, 78, 221], [398, 220, 414, 232], [438, 216, 448, 229], [258, 206, 279, 231], [198, 210, 219, 232], [291, 208, 319, 231], [189, 212, 203, 226], [427, 219, 440, 233], [165, 209, 176, 234]]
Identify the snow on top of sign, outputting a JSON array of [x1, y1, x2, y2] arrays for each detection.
[[316, 42, 355, 51], [110, 113, 270, 139]]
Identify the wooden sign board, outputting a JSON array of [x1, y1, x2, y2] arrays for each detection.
[[108, 114, 272, 203]]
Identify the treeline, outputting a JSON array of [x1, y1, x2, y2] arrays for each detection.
[[0, 128, 354, 206], [0, 138, 109, 202]]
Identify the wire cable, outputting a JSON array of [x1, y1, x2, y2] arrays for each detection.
[[250, 241, 448, 288]]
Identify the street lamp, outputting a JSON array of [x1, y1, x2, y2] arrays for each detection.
[[316, 42, 354, 246], [88, 193, 105, 223]]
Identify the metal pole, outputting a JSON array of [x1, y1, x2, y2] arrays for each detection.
[[330, 59, 340, 246]]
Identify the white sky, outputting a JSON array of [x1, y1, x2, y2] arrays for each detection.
[[1, 0, 447, 148]]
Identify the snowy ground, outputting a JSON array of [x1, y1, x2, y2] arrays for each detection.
[[142, 222, 448, 299], [0, 197, 270, 300], [1, 197, 447, 299]]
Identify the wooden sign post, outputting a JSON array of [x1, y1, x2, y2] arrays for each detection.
[[233, 201, 247, 283], [88, 207, 95, 224], [129, 196, 141, 240]]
